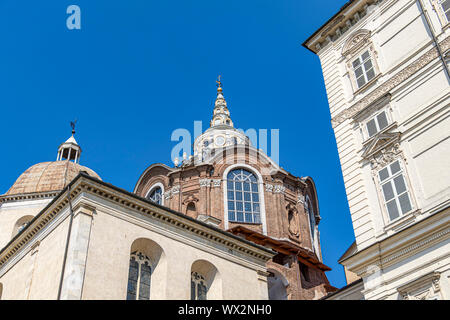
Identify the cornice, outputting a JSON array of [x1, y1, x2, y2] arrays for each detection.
[[342, 208, 450, 276], [0, 174, 274, 270], [331, 35, 450, 128], [0, 191, 59, 204]]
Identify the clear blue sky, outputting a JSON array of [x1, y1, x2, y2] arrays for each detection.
[[0, 0, 354, 288]]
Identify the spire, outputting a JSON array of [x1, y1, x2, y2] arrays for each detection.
[[210, 76, 233, 128], [56, 121, 82, 163]]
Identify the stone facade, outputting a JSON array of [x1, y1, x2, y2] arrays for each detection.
[[304, 0, 450, 300]]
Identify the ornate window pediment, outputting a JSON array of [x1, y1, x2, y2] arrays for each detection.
[[342, 29, 380, 92], [361, 132, 401, 161], [398, 273, 441, 300], [342, 29, 372, 58]]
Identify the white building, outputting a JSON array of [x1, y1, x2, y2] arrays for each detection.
[[304, 0, 450, 300]]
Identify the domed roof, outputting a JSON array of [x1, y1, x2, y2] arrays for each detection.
[[5, 161, 101, 196]]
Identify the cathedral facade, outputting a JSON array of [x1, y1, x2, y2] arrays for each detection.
[[0, 81, 335, 300]]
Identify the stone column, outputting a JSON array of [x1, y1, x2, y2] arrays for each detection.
[[60, 203, 95, 300]]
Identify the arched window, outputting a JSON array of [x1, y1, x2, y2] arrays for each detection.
[[305, 196, 316, 242], [226, 169, 261, 224], [147, 186, 163, 205], [191, 272, 208, 300], [127, 251, 152, 300], [186, 202, 197, 219], [12, 215, 34, 239]]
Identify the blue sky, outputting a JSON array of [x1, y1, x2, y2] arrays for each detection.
[[0, 0, 354, 288]]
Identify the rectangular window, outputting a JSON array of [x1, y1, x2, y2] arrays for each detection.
[[441, 0, 450, 22], [378, 161, 413, 221], [366, 110, 389, 138], [352, 50, 376, 88]]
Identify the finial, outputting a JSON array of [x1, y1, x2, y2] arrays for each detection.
[[70, 119, 77, 135], [216, 75, 223, 93]]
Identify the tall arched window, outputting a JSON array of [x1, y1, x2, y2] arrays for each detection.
[[305, 196, 316, 243], [127, 251, 152, 300], [226, 169, 261, 224], [147, 186, 163, 205], [191, 272, 208, 300]]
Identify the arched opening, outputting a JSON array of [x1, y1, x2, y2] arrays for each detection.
[[226, 168, 261, 224], [146, 183, 164, 206], [186, 202, 197, 219], [126, 238, 167, 300], [190, 260, 222, 300], [267, 269, 288, 300], [11, 215, 34, 239]]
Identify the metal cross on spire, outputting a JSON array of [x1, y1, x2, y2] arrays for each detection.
[[216, 75, 222, 91], [70, 119, 77, 135]]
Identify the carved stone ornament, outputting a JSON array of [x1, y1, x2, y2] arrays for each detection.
[[183, 194, 199, 205], [342, 29, 372, 57], [286, 203, 300, 237], [297, 194, 305, 204], [212, 179, 222, 187], [265, 184, 274, 192], [199, 179, 211, 188], [171, 185, 181, 195], [370, 143, 402, 171], [273, 184, 286, 194]]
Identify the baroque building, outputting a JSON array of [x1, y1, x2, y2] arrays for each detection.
[[0, 81, 335, 300], [304, 0, 450, 300]]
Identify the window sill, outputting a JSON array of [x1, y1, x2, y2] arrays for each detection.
[[353, 73, 382, 96], [383, 209, 421, 234], [229, 221, 262, 226]]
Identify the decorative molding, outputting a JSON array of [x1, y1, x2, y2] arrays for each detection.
[[342, 29, 372, 57], [265, 184, 274, 192], [331, 36, 450, 128], [199, 179, 211, 188], [212, 179, 222, 187], [273, 184, 286, 194], [369, 142, 403, 171], [362, 132, 401, 161], [171, 185, 180, 195], [0, 191, 59, 204], [297, 194, 305, 204]]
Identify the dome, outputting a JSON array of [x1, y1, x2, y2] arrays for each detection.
[[5, 161, 101, 196]]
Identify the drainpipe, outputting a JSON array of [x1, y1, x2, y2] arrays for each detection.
[[417, 0, 450, 79]]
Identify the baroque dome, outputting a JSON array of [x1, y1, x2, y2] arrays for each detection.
[[5, 161, 101, 196]]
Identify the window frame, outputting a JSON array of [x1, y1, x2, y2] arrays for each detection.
[[223, 164, 267, 235], [432, 0, 450, 27], [364, 109, 391, 140], [377, 160, 414, 223], [126, 251, 152, 300], [226, 168, 261, 225], [352, 50, 376, 89], [146, 182, 165, 206], [191, 272, 208, 300]]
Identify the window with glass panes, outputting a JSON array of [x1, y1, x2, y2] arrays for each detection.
[[441, 0, 450, 22], [378, 161, 413, 221], [147, 187, 163, 205], [366, 110, 389, 138], [352, 50, 376, 88], [227, 169, 261, 224], [126, 251, 152, 300], [191, 272, 208, 300]]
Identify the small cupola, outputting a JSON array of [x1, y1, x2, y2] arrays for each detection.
[[56, 121, 81, 163]]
